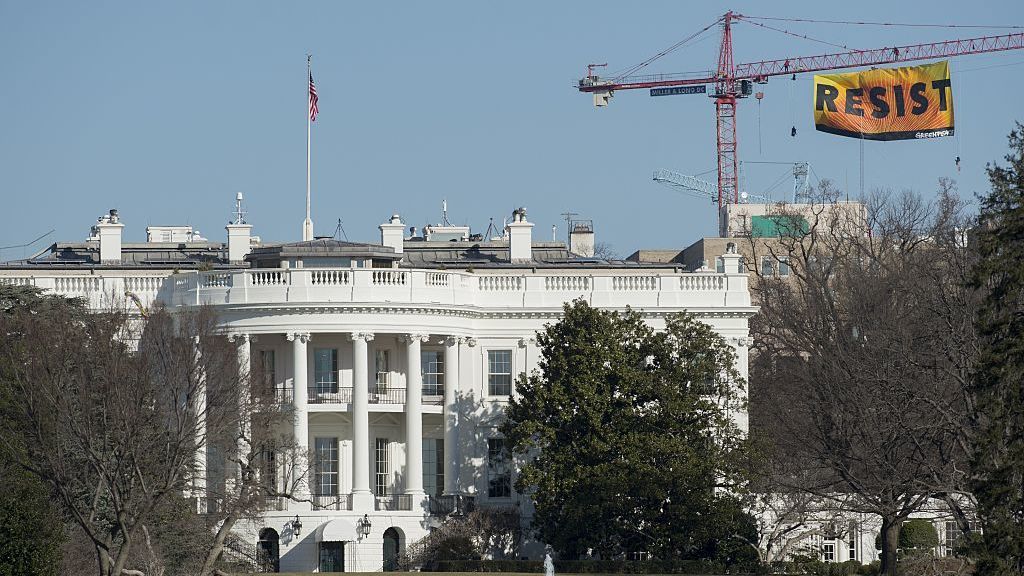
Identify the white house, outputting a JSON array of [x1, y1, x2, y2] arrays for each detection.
[[0, 203, 756, 572]]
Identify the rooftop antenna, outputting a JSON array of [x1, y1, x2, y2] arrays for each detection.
[[232, 192, 247, 225], [560, 211, 578, 244], [441, 198, 453, 226], [333, 218, 349, 241], [484, 217, 501, 241], [552, 224, 557, 241]]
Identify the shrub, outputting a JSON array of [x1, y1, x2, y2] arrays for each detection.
[[427, 558, 734, 573], [899, 519, 939, 553]]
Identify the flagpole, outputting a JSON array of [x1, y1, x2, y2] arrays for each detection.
[[303, 54, 314, 241]]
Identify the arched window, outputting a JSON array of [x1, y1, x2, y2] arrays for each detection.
[[258, 528, 280, 573]]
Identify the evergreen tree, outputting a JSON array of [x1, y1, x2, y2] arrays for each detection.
[[500, 300, 755, 567], [971, 123, 1024, 575]]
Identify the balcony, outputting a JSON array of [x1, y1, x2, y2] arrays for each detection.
[[306, 386, 444, 406], [428, 494, 477, 516], [376, 494, 414, 511], [312, 494, 353, 511]]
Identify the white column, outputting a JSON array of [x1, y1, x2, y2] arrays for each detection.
[[193, 336, 207, 512], [235, 334, 252, 467], [228, 333, 252, 495], [443, 337, 461, 495], [403, 334, 429, 496], [350, 332, 375, 511], [288, 332, 311, 504]]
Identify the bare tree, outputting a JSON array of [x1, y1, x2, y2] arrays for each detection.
[[746, 183, 977, 575], [0, 288, 308, 576]]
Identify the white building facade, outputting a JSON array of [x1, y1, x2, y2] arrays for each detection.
[[0, 207, 756, 572]]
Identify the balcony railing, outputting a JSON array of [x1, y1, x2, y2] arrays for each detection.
[[161, 267, 750, 311], [376, 494, 414, 511], [306, 387, 445, 406], [428, 494, 477, 516], [272, 385, 293, 404], [312, 494, 353, 511]]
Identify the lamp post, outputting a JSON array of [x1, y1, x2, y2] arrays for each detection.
[[357, 514, 372, 539], [292, 515, 303, 536]]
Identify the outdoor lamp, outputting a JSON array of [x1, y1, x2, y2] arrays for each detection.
[[292, 515, 303, 536], [358, 514, 372, 538]]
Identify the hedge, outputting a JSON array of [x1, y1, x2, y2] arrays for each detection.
[[427, 559, 746, 574]]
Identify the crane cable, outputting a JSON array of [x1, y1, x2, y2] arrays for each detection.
[[738, 16, 1024, 30], [611, 17, 723, 81], [736, 17, 860, 52]]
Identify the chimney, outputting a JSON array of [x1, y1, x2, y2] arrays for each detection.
[[379, 214, 405, 254], [226, 192, 253, 263], [506, 207, 534, 262], [226, 224, 252, 263], [569, 220, 595, 257], [93, 209, 124, 264]]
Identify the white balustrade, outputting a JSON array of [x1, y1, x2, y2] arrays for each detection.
[[124, 276, 163, 293], [478, 275, 522, 291], [372, 270, 407, 286], [425, 272, 450, 287], [198, 272, 232, 288], [54, 276, 102, 293], [249, 270, 285, 286], [1, 266, 750, 310], [311, 269, 350, 286], [611, 276, 658, 291], [679, 274, 725, 291], [544, 275, 590, 291]]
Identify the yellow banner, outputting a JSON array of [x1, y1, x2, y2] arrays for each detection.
[[813, 61, 953, 141]]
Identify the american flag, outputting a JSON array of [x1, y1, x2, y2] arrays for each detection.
[[309, 72, 319, 122]]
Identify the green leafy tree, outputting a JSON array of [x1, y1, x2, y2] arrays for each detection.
[[898, 519, 939, 555], [501, 300, 755, 566], [0, 464, 63, 576], [970, 123, 1024, 575]]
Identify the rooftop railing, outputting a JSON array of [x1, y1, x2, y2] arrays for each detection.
[[0, 263, 750, 313], [160, 266, 750, 310]]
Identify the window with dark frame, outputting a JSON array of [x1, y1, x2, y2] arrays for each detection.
[[259, 349, 276, 389], [488, 350, 513, 396], [375, 438, 390, 496], [313, 348, 338, 393], [422, 350, 444, 396], [423, 438, 445, 497], [313, 437, 338, 496]]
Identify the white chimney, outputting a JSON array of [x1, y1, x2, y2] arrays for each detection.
[[94, 209, 124, 264], [379, 214, 405, 254], [506, 207, 534, 262], [569, 220, 595, 257], [226, 224, 252, 263], [226, 192, 253, 263]]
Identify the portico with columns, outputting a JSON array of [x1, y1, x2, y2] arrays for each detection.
[[157, 216, 755, 573]]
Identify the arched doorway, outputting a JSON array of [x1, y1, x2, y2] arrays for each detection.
[[383, 527, 401, 571], [257, 528, 280, 572]]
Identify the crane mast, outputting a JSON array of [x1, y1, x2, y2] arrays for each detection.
[[714, 11, 739, 227], [578, 12, 1024, 235]]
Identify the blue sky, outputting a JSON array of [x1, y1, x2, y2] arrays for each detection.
[[2, 1, 1023, 258]]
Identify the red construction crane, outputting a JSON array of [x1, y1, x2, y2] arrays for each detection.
[[578, 11, 1024, 229]]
